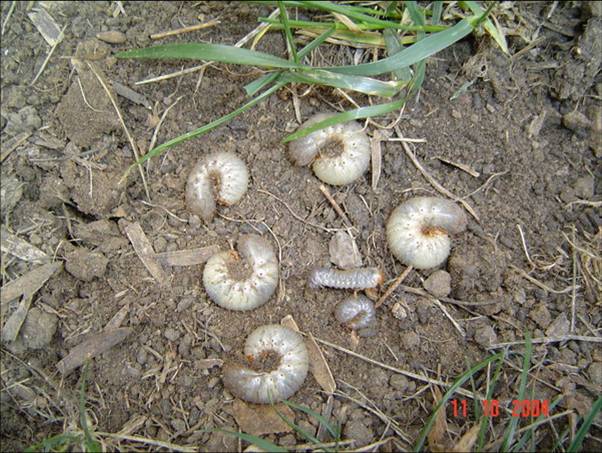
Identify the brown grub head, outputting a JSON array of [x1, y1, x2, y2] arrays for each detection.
[[247, 350, 281, 373], [420, 225, 448, 237], [318, 134, 345, 158]]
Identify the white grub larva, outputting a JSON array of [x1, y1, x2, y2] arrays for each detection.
[[222, 324, 309, 404], [288, 113, 370, 186], [185, 151, 249, 222], [203, 234, 278, 311], [334, 295, 377, 337], [308, 267, 384, 289], [386, 196, 468, 270]]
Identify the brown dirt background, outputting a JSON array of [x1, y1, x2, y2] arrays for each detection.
[[1, 1, 600, 451]]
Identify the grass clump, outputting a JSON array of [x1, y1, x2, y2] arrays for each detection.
[[116, 1, 502, 172]]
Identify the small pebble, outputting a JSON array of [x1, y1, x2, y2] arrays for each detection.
[[588, 362, 602, 386], [423, 270, 451, 298], [474, 325, 497, 347], [329, 231, 362, 269], [389, 374, 409, 391], [545, 313, 570, 337], [164, 327, 180, 342], [391, 302, 408, 320], [401, 331, 420, 349]]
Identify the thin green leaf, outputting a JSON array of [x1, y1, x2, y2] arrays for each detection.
[[405, 1, 427, 96], [218, 429, 287, 453], [282, 96, 406, 143], [275, 408, 323, 447], [116, 42, 303, 70], [501, 333, 532, 452], [511, 397, 564, 453], [255, 0, 402, 19], [326, 17, 475, 76], [25, 433, 83, 452], [277, 1, 299, 63], [282, 69, 404, 97], [383, 29, 412, 82], [413, 352, 504, 452], [281, 400, 341, 440], [79, 364, 102, 453], [461, 0, 508, 54], [432, 1, 443, 25], [258, 16, 446, 32], [244, 72, 281, 97], [568, 395, 602, 453], [477, 354, 506, 450], [244, 25, 335, 97]]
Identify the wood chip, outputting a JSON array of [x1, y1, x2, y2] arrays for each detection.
[[452, 425, 480, 453], [0, 262, 62, 313], [281, 315, 336, 394], [371, 130, 390, 190], [123, 221, 168, 285], [1, 227, 49, 263], [230, 399, 294, 436], [154, 245, 220, 267], [198, 358, 223, 369], [28, 7, 62, 46], [1, 296, 33, 343], [112, 81, 152, 109], [0, 131, 31, 162], [435, 156, 480, 178], [427, 387, 449, 452], [56, 327, 132, 375], [96, 30, 127, 44], [104, 304, 129, 331]]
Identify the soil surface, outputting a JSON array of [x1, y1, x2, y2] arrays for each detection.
[[1, 1, 600, 451]]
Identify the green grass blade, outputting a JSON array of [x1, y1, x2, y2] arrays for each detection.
[[405, 1, 427, 96], [326, 17, 475, 76], [383, 29, 412, 82], [477, 353, 506, 450], [282, 96, 406, 143], [79, 364, 102, 453], [274, 408, 324, 447], [244, 72, 281, 97], [432, 1, 443, 25], [501, 333, 532, 452], [511, 396, 564, 452], [281, 400, 341, 440], [258, 15, 446, 32], [282, 69, 404, 97], [25, 433, 83, 452], [116, 42, 303, 70], [218, 429, 287, 453], [413, 352, 504, 452], [244, 25, 334, 97], [461, 0, 508, 54], [568, 395, 602, 453], [255, 0, 402, 19], [277, 1, 299, 63]]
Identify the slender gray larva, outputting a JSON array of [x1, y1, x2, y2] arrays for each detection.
[[222, 324, 309, 404], [203, 234, 278, 311], [288, 113, 370, 186], [308, 267, 384, 289], [334, 295, 377, 337], [185, 151, 249, 223], [386, 196, 467, 269]]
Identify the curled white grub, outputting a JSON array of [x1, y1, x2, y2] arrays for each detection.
[[203, 234, 278, 311], [223, 324, 309, 404], [289, 113, 370, 185], [386, 196, 467, 269], [335, 295, 377, 337], [185, 151, 249, 222], [308, 267, 384, 289]]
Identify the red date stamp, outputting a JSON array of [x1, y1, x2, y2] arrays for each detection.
[[451, 399, 550, 418]]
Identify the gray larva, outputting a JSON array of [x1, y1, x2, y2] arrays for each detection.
[[308, 267, 384, 289], [334, 295, 377, 337]]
